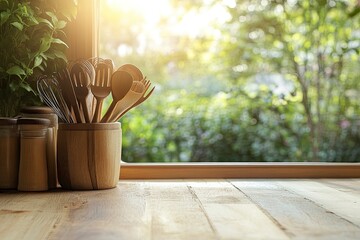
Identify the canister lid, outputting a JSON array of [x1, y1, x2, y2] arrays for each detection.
[[0, 117, 17, 125], [21, 106, 54, 114], [17, 118, 50, 126]]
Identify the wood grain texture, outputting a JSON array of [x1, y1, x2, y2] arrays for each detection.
[[231, 180, 360, 239], [277, 180, 360, 227], [186, 180, 289, 239], [17, 125, 48, 191], [120, 163, 360, 179], [0, 179, 359, 240], [65, 0, 96, 61], [318, 179, 360, 192], [142, 181, 217, 240], [57, 123, 121, 190]]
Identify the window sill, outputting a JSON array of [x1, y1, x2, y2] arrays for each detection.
[[119, 162, 360, 179]]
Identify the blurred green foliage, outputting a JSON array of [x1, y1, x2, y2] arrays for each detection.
[[100, 0, 360, 162]]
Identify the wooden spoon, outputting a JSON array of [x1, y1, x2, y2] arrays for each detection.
[[91, 62, 113, 122], [100, 70, 133, 123], [107, 81, 145, 123], [118, 64, 143, 81]]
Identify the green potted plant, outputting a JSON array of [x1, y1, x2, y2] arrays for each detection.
[[0, 0, 77, 117]]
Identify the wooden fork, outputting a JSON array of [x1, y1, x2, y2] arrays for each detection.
[[91, 62, 113, 123]]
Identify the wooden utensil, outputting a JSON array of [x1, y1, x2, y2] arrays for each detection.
[[114, 78, 155, 121], [57, 123, 122, 190], [107, 81, 145, 123], [56, 69, 82, 123], [130, 78, 155, 108], [118, 64, 144, 81], [91, 62, 113, 123], [71, 63, 93, 123], [100, 70, 133, 123]]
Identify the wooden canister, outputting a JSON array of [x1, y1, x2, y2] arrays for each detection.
[[17, 118, 50, 191], [21, 106, 58, 189], [57, 123, 122, 190], [0, 118, 19, 189]]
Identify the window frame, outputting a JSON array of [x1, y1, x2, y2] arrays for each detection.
[[65, 0, 360, 179]]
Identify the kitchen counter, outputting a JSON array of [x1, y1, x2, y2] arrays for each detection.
[[0, 179, 359, 239]]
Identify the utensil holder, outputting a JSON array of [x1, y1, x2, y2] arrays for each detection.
[[57, 123, 121, 190]]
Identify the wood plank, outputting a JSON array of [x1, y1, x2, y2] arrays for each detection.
[[0, 192, 66, 240], [141, 180, 217, 240], [318, 179, 360, 192], [277, 180, 360, 227], [120, 163, 360, 179], [52, 182, 152, 240], [187, 180, 289, 240], [52, 180, 217, 240], [231, 180, 360, 240]]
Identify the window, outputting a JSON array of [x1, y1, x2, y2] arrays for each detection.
[[66, 0, 360, 178]]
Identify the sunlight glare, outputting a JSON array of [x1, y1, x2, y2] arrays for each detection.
[[104, 0, 231, 45]]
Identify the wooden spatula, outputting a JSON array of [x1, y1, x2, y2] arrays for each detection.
[[107, 81, 145, 123]]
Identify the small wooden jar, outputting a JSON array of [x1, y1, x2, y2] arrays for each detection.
[[17, 118, 50, 191], [57, 123, 122, 190], [21, 106, 58, 189], [0, 118, 19, 189]]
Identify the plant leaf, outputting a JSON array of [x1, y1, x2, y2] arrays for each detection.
[[11, 22, 23, 31], [39, 36, 52, 53], [56, 20, 67, 30], [0, 11, 11, 26], [45, 49, 67, 62], [33, 56, 43, 68], [38, 18, 54, 29], [19, 81, 34, 93], [6, 65, 26, 78], [52, 38, 68, 48], [28, 15, 39, 25], [53, 50, 68, 62], [46, 11, 58, 25]]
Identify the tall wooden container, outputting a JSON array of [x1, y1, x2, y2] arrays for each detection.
[[0, 118, 19, 189], [57, 123, 121, 190]]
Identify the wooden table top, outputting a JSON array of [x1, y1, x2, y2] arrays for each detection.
[[0, 179, 359, 239]]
